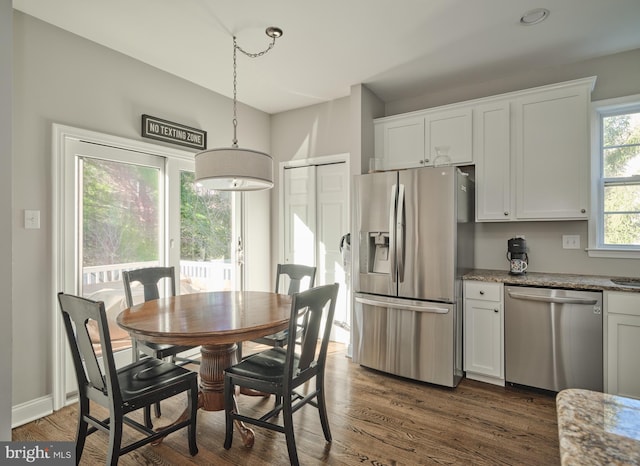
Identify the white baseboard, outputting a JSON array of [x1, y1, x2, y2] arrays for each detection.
[[465, 371, 505, 387], [12, 396, 53, 429]]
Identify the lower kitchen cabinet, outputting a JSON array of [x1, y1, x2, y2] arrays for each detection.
[[605, 291, 640, 399], [463, 281, 504, 386]]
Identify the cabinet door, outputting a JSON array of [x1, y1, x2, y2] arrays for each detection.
[[514, 85, 590, 219], [425, 108, 473, 166], [607, 313, 640, 399], [376, 116, 425, 170], [464, 298, 502, 379], [474, 102, 511, 221]]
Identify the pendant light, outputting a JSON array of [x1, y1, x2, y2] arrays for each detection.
[[195, 27, 283, 191]]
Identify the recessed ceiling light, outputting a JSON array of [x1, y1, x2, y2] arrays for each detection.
[[520, 8, 550, 25]]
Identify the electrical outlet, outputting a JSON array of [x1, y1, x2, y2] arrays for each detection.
[[562, 235, 580, 249]]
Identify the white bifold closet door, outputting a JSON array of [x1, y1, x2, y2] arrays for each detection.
[[283, 162, 349, 343]]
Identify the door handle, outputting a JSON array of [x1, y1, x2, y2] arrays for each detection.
[[507, 291, 598, 305], [389, 184, 397, 283], [396, 184, 405, 283]]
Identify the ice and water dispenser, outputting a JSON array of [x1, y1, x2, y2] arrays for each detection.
[[367, 232, 390, 274]]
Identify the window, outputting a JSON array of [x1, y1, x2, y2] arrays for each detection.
[[590, 95, 640, 257]]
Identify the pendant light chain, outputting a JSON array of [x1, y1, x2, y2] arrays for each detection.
[[231, 32, 279, 148], [232, 36, 239, 148]]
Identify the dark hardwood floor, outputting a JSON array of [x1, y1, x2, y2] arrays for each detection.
[[12, 343, 560, 465]]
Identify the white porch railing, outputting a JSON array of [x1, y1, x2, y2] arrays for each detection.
[[82, 259, 232, 293]]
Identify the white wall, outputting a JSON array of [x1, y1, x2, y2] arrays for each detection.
[[1, 0, 14, 441], [383, 48, 640, 278], [11, 11, 271, 413]]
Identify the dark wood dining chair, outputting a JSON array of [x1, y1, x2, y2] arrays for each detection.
[[57, 292, 198, 466], [223, 283, 339, 466], [251, 263, 316, 348], [123, 266, 200, 425]]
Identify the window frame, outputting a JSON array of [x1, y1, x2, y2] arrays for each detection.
[[588, 93, 640, 258]]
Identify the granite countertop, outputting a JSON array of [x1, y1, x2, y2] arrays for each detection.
[[464, 268, 640, 292], [556, 389, 640, 465]]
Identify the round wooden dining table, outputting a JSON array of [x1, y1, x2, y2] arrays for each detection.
[[117, 290, 292, 446]]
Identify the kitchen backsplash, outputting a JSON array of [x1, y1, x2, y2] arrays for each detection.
[[474, 220, 640, 278]]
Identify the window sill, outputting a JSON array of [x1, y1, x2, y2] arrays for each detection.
[[586, 248, 640, 259]]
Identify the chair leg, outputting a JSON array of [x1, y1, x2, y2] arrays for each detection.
[[282, 394, 300, 466], [106, 412, 123, 466], [131, 339, 139, 363], [154, 401, 161, 418], [144, 406, 153, 429], [75, 398, 89, 463], [316, 376, 332, 442], [223, 376, 234, 450], [187, 382, 199, 456]]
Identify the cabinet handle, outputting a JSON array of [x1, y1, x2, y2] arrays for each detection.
[[581, 209, 586, 213], [494, 309, 499, 313], [504, 211, 509, 216], [424, 158, 430, 163], [479, 290, 485, 295], [419, 160, 424, 165]]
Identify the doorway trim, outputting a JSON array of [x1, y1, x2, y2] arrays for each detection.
[[51, 124, 195, 411]]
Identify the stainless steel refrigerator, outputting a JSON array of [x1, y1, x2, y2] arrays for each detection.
[[352, 166, 474, 387]]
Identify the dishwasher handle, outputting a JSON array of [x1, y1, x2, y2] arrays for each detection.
[[355, 296, 449, 314], [507, 290, 598, 306]]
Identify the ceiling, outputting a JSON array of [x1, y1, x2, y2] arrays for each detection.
[[13, 0, 640, 115]]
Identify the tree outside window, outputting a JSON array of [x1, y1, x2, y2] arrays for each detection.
[[602, 110, 640, 246]]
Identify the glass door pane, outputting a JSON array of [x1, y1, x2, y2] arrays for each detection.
[[78, 152, 164, 355], [179, 171, 237, 292]]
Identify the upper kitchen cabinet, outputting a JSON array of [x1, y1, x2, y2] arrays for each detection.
[[513, 78, 595, 220], [374, 114, 425, 170], [425, 108, 473, 167], [475, 76, 596, 222], [474, 101, 511, 221], [375, 106, 473, 170]]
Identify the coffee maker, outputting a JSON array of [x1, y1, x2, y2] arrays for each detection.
[[507, 237, 528, 275]]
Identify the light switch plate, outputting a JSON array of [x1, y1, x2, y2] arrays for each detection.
[[25, 210, 40, 229], [562, 234, 580, 249]]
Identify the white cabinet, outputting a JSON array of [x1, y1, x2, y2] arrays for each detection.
[[475, 77, 595, 221], [374, 115, 424, 170], [425, 108, 473, 167], [375, 106, 473, 171], [474, 101, 511, 221], [604, 291, 640, 399], [513, 82, 592, 220], [376, 77, 595, 221], [464, 281, 504, 386]]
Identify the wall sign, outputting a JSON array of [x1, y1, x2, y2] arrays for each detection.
[[141, 114, 207, 150]]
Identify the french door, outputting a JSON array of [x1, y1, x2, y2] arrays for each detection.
[[54, 125, 241, 407]]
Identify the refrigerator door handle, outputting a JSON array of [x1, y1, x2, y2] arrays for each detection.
[[355, 296, 449, 314], [389, 183, 398, 283], [396, 184, 405, 283]]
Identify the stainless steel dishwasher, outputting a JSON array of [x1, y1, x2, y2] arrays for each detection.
[[504, 286, 603, 392]]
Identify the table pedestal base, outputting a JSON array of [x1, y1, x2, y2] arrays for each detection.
[[156, 342, 254, 447], [199, 343, 254, 447]]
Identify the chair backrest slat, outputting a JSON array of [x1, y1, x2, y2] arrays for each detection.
[[275, 263, 316, 296], [122, 266, 176, 307]]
